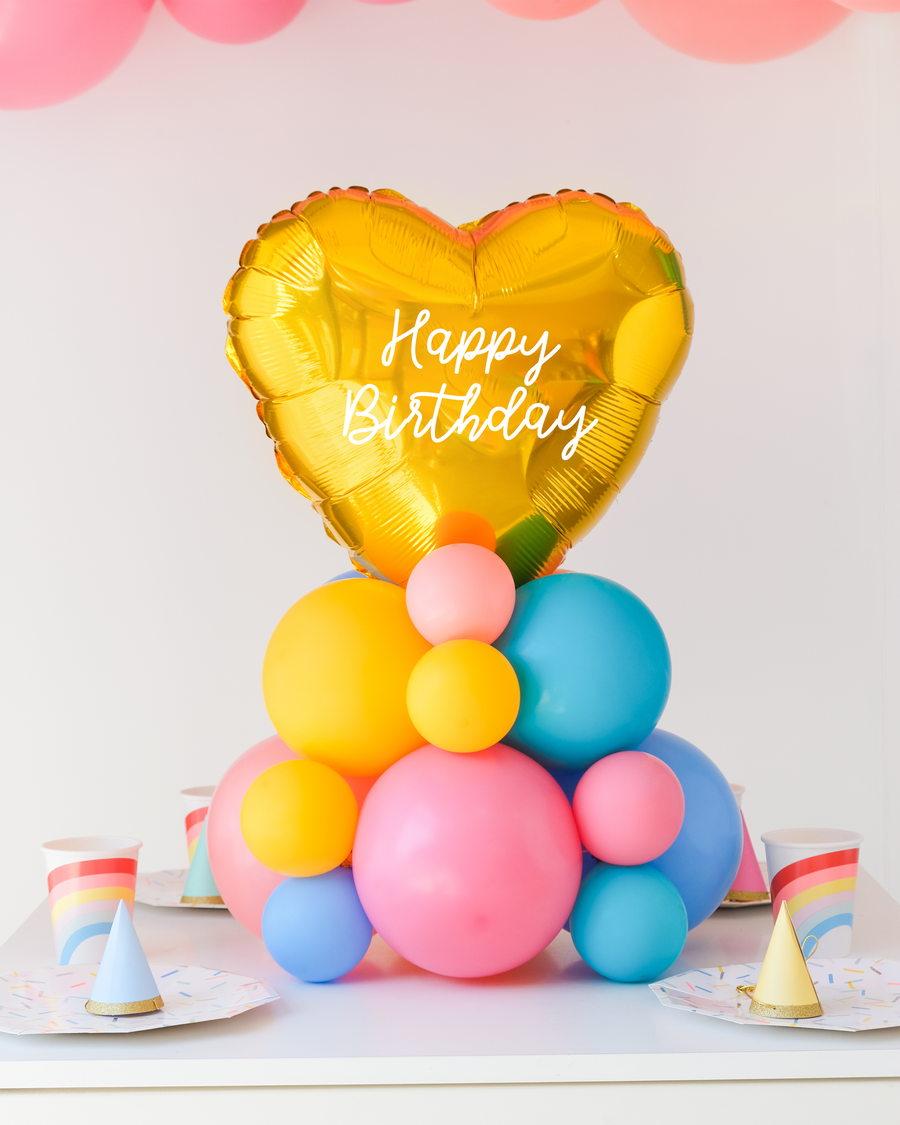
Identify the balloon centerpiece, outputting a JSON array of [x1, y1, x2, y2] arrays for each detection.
[[207, 188, 742, 986]]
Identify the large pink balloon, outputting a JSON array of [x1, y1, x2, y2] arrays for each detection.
[[573, 750, 685, 866], [0, 0, 153, 111], [353, 744, 582, 978], [207, 735, 296, 937], [162, 0, 306, 44], [405, 544, 516, 645], [485, 0, 603, 17], [620, 0, 851, 63]]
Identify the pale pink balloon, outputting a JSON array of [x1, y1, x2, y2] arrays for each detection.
[[573, 750, 685, 866], [485, 0, 603, 18], [353, 744, 582, 978], [353, 1, 416, 5], [162, 0, 306, 44], [620, 0, 850, 64], [207, 735, 297, 937], [405, 544, 515, 645], [834, 0, 900, 8], [0, 0, 152, 111]]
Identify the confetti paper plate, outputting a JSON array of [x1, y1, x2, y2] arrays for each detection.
[[135, 869, 228, 909], [0, 965, 278, 1034], [651, 958, 900, 1032]]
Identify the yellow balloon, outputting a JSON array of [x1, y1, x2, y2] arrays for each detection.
[[240, 759, 357, 877], [406, 639, 521, 753], [225, 187, 693, 586], [262, 578, 431, 775]]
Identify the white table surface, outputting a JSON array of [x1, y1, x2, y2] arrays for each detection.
[[1, 868, 899, 1090]]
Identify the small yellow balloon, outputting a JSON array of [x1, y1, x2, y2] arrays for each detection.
[[406, 639, 521, 753], [240, 759, 357, 877], [262, 578, 431, 775]]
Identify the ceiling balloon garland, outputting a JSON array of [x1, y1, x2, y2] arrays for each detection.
[[0, 0, 896, 110]]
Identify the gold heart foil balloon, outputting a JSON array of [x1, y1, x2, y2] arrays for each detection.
[[224, 188, 693, 585]]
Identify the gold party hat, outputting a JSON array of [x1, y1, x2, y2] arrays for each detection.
[[747, 901, 823, 1019]]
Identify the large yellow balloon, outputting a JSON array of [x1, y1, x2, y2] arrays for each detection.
[[240, 759, 357, 877], [225, 188, 693, 586], [406, 640, 521, 753], [262, 578, 431, 775]]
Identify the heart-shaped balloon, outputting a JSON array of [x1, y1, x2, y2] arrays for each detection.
[[225, 188, 693, 585]]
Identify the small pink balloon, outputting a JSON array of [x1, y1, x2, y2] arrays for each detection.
[[485, 0, 603, 18], [353, 744, 582, 978], [353, 1, 416, 5], [573, 750, 685, 866], [0, 0, 153, 111], [406, 544, 516, 645], [162, 0, 306, 44], [620, 0, 850, 64]]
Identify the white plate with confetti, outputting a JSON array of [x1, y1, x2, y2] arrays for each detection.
[[0, 965, 278, 1034], [134, 870, 228, 909], [651, 958, 900, 1032]]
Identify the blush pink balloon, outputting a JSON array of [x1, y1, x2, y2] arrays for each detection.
[[485, 0, 604, 18], [619, 0, 851, 64], [162, 0, 306, 44], [353, 1, 416, 5], [353, 744, 582, 978], [0, 0, 153, 111], [207, 735, 297, 937], [405, 544, 516, 645], [573, 750, 685, 866]]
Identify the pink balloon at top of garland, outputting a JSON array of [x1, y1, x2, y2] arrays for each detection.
[[405, 544, 516, 645], [619, 0, 851, 64], [162, 0, 307, 43], [0, 0, 153, 110], [573, 750, 685, 866], [485, 0, 604, 18]]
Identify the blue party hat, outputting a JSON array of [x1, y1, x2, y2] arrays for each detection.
[[85, 900, 163, 1015], [181, 819, 224, 904]]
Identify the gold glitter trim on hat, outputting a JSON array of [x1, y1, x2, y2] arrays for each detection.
[[724, 889, 770, 903], [85, 994, 164, 1016], [748, 996, 824, 1019], [181, 894, 225, 904]]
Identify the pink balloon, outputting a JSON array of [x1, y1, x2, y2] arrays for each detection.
[[484, 0, 604, 18], [405, 544, 516, 645], [207, 735, 296, 937], [0, 0, 153, 111], [573, 750, 685, 866], [353, 1, 416, 5], [619, 0, 851, 63], [834, 0, 900, 8], [162, 0, 306, 44], [353, 744, 582, 978]]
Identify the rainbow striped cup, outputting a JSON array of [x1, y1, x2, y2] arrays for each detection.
[[180, 786, 216, 863], [41, 836, 142, 966], [762, 828, 863, 957]]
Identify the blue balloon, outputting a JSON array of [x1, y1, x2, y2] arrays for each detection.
[[643, 729, 742, 930], [494, 574, 671, 770], [325, 571, 367, 583], [544, 763, 586, 805], [570, 862, 687, 982], [261, 868, 373, 983]]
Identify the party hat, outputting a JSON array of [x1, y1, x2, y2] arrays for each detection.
[[85, 900, 163, 1015], [181, 819, 224, 904], [725, 812, 769, 902], [747, 901, 823, 1019]]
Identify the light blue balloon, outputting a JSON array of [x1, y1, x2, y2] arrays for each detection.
[[325, 571, 367, 583], [494, 574, 671, 770], [643, 729, 742, 930], [570, 862, 687, 982], [262, 868, 373, 983]]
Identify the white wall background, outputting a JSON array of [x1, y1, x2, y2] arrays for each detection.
[[1, 0, 898, 945]]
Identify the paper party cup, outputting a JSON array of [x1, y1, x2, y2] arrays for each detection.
[[180, 786, 216, 863], [41, 836, 142, 965], [762, 828, 863, 957]]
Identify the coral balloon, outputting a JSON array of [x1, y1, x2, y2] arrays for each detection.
[[206, 735, 296, 937], [262, 579, 431, 775], [485, 0, 603, 16], [225, 188, 692, 587], [406, 640, 520, 753], [0, 0, 152, 110], [162, 0, 307, 43], [353, 744, 582, 977], [573, 751, 684, 865], [620, 0, 850, 64], [406, 544, 516, 645], [241, 759, 357, 877]]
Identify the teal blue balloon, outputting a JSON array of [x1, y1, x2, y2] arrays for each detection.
[[570, 862, 687, 982], [494, 574, 670, 770]]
